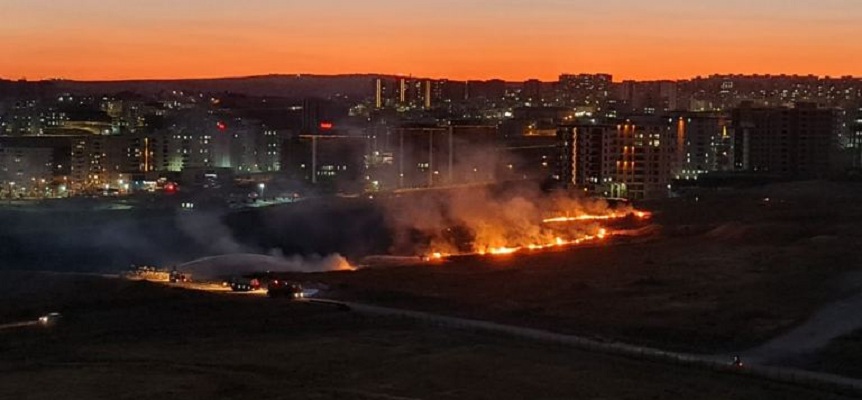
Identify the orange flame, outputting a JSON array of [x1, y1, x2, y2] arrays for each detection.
[[424, 207, 651, 262], [489, 247, 519, 255], [542, 209, 651, 224]]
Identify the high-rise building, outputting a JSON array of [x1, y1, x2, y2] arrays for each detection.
[[0, 146, 53, 197], [466, 80, 506, 102], [259, 128, 286, 172], [732, 103, 836, 177], [374, 78, 385, 109], [375, 123, 499, 190], [373, 77, 436, 110], [673, 112, 732, 180], [0, 136, 78, 196], [282, 134, 367, 193], [557, 122, 617, 192], [423, 80, 433, 110], [3, 100, 42, 136], [847, 107, 862, 168], [558, 117, 684, 199], [558, 74, 612, 113], [611, 117, 684, 199], [301, 99, 322, 134], [614, 81, 680, 114], [67, 135, 131, 191], [522, 80, 544, 103]]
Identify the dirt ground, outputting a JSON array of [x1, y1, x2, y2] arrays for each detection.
[[0, 272, 851, 400], [308, 181, 862, 355]]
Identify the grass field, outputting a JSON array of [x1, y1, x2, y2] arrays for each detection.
[[0, 272, 852, 400], [308, 182, 862, 355]]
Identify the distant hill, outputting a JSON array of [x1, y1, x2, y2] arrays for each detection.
[[0, 74, 392, 100], [52, 74, 384, 99], [1, 74, 528, 101]]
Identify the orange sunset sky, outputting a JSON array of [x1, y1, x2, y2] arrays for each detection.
[[1, 0, 860, 82]]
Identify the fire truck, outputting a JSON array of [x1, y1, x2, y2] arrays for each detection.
[[228, 277, 262, 292], [267, 280, 304, 299]]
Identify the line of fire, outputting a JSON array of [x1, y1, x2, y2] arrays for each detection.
[[419, 198, 653, 261]]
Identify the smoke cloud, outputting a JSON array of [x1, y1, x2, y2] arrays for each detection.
[[175, 211, 248, 254], [173, 211, 355, 275], [382, 184, 632, 256]]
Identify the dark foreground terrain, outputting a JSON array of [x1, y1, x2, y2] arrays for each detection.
[[0, 272, 849, 400]]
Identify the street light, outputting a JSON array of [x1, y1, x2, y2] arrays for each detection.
[[258, 183, 266, 200]]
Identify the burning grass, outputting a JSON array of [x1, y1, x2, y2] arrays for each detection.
[[426, 206, 651, 260], [316, 182, 862, 357], [383, 186, 653, 260]]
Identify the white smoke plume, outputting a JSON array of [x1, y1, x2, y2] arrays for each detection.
[[176, 252, 353, 280], [174, 211, 354, 277]]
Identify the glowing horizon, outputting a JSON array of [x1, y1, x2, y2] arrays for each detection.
[[2, 0, 861, 82]]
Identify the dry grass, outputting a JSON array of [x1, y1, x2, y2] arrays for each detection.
[[310, 182, 862, 353], [0, 272, 849, 400]]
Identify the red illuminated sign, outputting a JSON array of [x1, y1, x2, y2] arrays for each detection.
[[319, 122, 334, 130]]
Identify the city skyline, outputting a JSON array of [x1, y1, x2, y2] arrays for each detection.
[[2, 0, 861, 82]]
